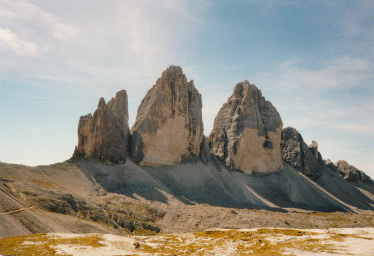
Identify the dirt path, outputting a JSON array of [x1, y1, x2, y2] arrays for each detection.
[[0, 206, 35, 215]]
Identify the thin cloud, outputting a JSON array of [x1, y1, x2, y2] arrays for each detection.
[[253, 55, 374, 139], [326, 0, 374, 57], [257, 56, 374, 93], [0, 0, 208, 86], [0, 0, 78, 52], [0, 28, 39, 57], [114, 0, 209, 69]]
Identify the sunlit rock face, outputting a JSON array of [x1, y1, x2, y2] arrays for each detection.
[[209, 81, 283, 174], [73, 90, 129, 164], [281, 127, 323, 180], [130, 66, 204, 166]]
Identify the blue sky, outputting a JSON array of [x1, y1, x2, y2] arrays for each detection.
[[0, 0, 373, 177]]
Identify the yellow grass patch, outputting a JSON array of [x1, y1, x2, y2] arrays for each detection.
[[137, 229, 339, 255], [1, 228, 372, 255], [31, 179, 55, 188], [0, 233, 104, 256]]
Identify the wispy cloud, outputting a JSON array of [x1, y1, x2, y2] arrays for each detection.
[[113, 0, 209, 70], [0, 0, 209, 90], [325, 0, 374, 58], [0, 0, 78, 40], [0, 0, 78, 59], [254, 55, 374, 137], [257, 55, 374, 94], [0, 28, 39, 57]]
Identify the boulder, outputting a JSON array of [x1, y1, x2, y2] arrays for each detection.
[[326, 160, 373, 183], [130, 66, 204, 166], [280, 127, 323, 180], [73, 90, 129, 164], [209, 81, 283, 174]]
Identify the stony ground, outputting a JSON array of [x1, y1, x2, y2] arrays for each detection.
[[155, 203, 374, 233], [1, 227, 374, 255], [2, 159, 374, 256]]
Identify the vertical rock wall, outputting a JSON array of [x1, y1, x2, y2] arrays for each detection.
[[280, 127, 323, 180], [130, 66, 204, 166], [73, 90, 129, 164], [209, 81, 283, 174]]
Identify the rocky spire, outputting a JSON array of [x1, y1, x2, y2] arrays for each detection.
[[130, 65, 204, 166], [280, 127, 323, 180], [73, 90, 129, 164], [209, 81, 283, 174]]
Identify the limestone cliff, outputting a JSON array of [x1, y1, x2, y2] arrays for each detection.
[[130, 66, 204, 166], [73, 90, 129, 164], [209, 81, 283, 174], [280, 127, 323, 180]]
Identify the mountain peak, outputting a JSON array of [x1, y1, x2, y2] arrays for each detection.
[[209, 80, 283, 174], [130, 66, 203, 166]]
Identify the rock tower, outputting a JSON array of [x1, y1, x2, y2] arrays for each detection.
[[209, 81, 283, 174], [73, 90, 129, 164], [280, 127, 323, 180], [130, 66, 204, 166]]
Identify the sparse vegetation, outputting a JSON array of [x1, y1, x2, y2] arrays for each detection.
[[0, 233, 104, 256], [30, 179, 55, 188], [137, 229, 344, 255], [1, 228, 373, 255]]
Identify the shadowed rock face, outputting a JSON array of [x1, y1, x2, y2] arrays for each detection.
[[130, 66, 204, 166], [281, 127, 323, 180], [308, 141, 324, 168], [326, 159, 373, 183], [73, 90, 129, 164], [209, 81, 283, 174]]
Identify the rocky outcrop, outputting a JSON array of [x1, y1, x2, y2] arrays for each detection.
[[209, 81, 283, 174], [130, 66, 204, 166], [308, 141, 324, 168], [325, 160, 373, 184], [73, 90, 129, 164], [280, 127, 323, 180], [199, 136, 213, 164]]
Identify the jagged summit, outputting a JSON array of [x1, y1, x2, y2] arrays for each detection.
[[209, 80, 283, 174], [326, 159, 373, 184], [162, 65, 184, 77], [70, 66, 372, 187], [130, 65, 204, 166], [2, 65, 374, 240], [98, 97, 106, 108], [280, 127, 323, 180], [73, 90, 129, 164]]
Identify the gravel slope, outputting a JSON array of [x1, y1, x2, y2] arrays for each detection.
[[0, 159, 373, 238]]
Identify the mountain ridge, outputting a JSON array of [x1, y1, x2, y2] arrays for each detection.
[[0, 65, 373, 238]]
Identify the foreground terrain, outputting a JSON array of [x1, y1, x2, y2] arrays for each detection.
[[1, 158, 374, 255], [1, 227, 374, 255]]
